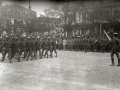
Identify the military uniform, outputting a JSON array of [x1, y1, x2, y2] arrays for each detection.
[[51, 38, 57, 57], [26, 37, 33, 61], [1, 37, 11, 63], [35, 37, 42, 59], [109, 32, 120, 66]]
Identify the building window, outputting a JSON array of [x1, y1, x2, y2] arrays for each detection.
[[26, 12, 29, 18], [18, 11, 20, 17], [7, 9, 11, 16]]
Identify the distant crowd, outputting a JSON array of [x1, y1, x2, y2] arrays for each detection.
[[56, 35, 113, 53]]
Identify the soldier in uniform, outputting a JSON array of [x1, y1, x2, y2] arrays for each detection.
[[14, 37, 21, 62], [42, 37, 49, 58], [1, 36, 11, 63], [26, 37, 33, 61], [35, 37, 42, 59], [109, 32, 120, 66], [83, 36, 90, 53], [51, 38, 57, 57], [31, 37, 36, 59], [19, 36, 26, 59], [10, 37, 16, 63], [44, 37, 52, 58]]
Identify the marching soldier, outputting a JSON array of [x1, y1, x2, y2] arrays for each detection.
[[51, 38, 57, 57], [35, 37, 42, 59], [44, 37, 52, 58], [19, 36, 26, 59], [42, 37, 49, 58], [26, 37, 33, 61], [10, 37, 16, 63], [1, 36, 11, 63], [31, 37, 36, 59]]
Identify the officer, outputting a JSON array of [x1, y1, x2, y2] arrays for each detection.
[[26, 37, 33, 61], [109, 32, 120, 66]]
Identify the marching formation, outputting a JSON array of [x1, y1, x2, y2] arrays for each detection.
[[0, 35, 57, 63]]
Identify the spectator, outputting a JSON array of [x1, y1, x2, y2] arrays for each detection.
[[63, 38, 67, 51]]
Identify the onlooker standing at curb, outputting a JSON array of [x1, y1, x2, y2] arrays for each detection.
[[63, 38, 67, 51], [58, 37, 63, 50]]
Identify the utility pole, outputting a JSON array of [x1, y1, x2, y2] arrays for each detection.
[[29, 0, 31, 10]]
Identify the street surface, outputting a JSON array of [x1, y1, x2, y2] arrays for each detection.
[[0, 51, 120, 90]]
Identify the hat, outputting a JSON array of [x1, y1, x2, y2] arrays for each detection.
[[37, 37, 40, 39], [27, 37, 30, 39]]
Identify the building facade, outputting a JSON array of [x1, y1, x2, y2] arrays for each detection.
[[66, 1, 120, 37], [0, 1, 37, 36]]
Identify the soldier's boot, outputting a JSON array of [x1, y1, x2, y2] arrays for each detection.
[[117, 60, 120, 66], [34, 51, 37, 59], [26, 53, 29, 61], [39, 52, 42, 59], [110, 58, 115, 66], [1, 53, 6, 62], [9, 59, 12, 63], [23, 51, 26, 59]]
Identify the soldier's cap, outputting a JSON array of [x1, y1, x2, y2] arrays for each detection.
[[11, 37, 14, 39], [114, 33, 118, 35], [27, 37, 30, 39], [37, 37, 40, 39], [5, 36, 8, 38]]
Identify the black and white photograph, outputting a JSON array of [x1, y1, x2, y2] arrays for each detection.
[[0, 0, 120, 90]]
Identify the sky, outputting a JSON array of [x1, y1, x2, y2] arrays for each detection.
[[2, 0, 57, 17]]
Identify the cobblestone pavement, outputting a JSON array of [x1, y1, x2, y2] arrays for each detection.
[[0, 51, 120, 90]]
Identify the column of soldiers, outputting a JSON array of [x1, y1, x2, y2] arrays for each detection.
[[65, 35, 112, 53], [0, 36, 57, 63]]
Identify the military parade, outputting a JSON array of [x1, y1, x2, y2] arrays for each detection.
[[0, 35, 57, 63], [1, 0, 120, 90]]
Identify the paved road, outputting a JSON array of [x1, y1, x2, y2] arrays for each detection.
[[0, 51, 120, 90]]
